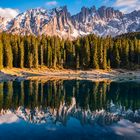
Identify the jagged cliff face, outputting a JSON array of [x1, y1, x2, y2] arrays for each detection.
[[0, 6, 140, 39], [4, 6, 74, 39], [72, 6, 123, 37]]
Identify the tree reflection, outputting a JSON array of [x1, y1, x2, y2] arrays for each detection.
[[0, 80, 139, 112]]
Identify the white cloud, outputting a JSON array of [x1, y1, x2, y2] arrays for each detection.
[[113, 0, 140, 13], [103, 0, 110, 4], [46, 1, 58, 6], [0, 8, 19, 19]]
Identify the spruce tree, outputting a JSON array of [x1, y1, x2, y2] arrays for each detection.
[[11, 37, 18, 67], [47, 40, 52, 67], [121, 40, 129, 68], [103, 44, 107, 69], [31, 37, 38, 68], [75, 39, 80, 69], [3, 40, 13, 68], [0, 40, 3, 69], [113, 43, 120, 68], [65, 40, 74, 68], [98, 40, 103, 69], [19, 41, 24, 68], [82, 37, 90, 68], [28, 53, 33, 68], [38, 44, 44, 66], [129, 40, 135, 67], [92, 40, 99, 69]]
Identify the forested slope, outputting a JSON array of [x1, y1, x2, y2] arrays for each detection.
[[0, 33, 139, 70]]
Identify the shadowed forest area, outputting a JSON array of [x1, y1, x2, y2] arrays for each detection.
[[0, 32, 140, 70]]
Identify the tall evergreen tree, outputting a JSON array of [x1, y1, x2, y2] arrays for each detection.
[[3, 39, 13, 68], [75, 39, 80, 69], [38, 44, 44, 66], [0, 40, 3, 69], [103, 44, 107, 69], [19, 41, 24, 68], [129, 40, 135, 67], [82, 37, 90, 68], [92, 40, 99, 69], [11, 36, 19, 67], [113, 42, 120, 68], [98, 40, 103, 69], [31, 37, 38, 68], [47, 40, 52, 67]]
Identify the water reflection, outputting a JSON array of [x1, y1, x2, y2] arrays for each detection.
[[0, 80, 140, 125]]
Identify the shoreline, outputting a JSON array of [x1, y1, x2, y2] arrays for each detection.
[[0, 68, 140, 82]]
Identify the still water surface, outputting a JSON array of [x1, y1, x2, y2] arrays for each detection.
[[0, 80, 140, 140]]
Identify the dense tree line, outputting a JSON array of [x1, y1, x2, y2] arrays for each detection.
[[0, 33, 139, 70], [116, 32, 140, 40]]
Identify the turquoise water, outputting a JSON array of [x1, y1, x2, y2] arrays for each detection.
[[0, 80, 140, 140]]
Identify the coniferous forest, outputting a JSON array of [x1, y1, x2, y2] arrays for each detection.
[[0, 32, 140, 70]]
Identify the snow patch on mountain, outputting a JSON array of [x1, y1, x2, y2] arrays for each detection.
[[0, 6, 140, 39]]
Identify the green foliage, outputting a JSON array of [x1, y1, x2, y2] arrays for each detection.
[[113, 42, 120, 68], [91, 40, 99, 69], [0, 33, 139, 69], [19, 41, 24, 68], [2, 35, 13, 68], [0, 40, 3, 69]]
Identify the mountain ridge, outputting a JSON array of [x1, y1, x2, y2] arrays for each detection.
[[0, 5, 140, 39]]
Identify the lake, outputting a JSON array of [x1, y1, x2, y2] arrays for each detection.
[[0, 79, 140, 140]]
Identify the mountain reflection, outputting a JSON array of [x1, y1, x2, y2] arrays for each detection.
[[0, 80, 140, 125]]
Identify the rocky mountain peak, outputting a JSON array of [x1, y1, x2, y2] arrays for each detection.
[[0, 5, 140, 39], [72, 5, 123, 25], [97, 6, 123, 19]]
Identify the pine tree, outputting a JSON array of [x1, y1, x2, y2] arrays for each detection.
[[129, 40, 135, 67], [82, 37, 90, 68], [57, 38, 62, 67], [0, 40, 3, 69], [24, 38, 28, 67], [60, 40, 65, 68], [28, 53, 33, 68], [53, 37, 58, 68], [38, 44, 44, 66], [121, 40, 129, 68], [50, 37, 56, 68], [19, 41, 24, 68], [11, 36, 19, 67], [3, 39, 13, 68], [75, 39, 80, 69], [113, 42, 120, 68], [65, 40, 74, 68], [31, 37, 38, 68], [47, 40, 52, 67], [41, 36, 47, 65], [103, 44, 107, 69], [125, 40, 130, 67], [92, 40, 99, 69], [98, 40, 104, 69]]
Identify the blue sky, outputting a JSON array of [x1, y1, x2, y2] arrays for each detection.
[[0, 0, 115, 14], [0, 0, 140, 18]]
